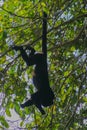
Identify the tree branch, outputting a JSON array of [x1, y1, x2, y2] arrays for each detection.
[[49, 27, 84, 51], [47, 13, 87, 35], [0, 7, 36, 19]]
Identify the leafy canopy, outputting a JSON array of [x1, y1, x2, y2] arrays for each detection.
[[0, 0, 87, 129]]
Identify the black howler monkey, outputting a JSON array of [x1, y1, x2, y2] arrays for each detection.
[[12, 12, 54, 114]]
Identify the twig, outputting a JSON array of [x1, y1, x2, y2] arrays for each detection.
[[49, 27, 84, 51]]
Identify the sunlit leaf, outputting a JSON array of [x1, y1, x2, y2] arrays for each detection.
[[5, 108, 11, 117], [0, 116, 9, 128]]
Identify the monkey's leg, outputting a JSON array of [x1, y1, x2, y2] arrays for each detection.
[[21, 92, 46, 114], [35, 103, 45, 115], [20, 99, 33, 108], [31, 92, 45, 115]]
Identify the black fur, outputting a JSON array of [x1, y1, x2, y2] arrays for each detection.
[[13, 46, 54, 114]]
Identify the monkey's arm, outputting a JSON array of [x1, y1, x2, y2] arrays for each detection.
[[13, 46, 30, 65], [12, 46, 34, 66], [12, 45, 43, 66]]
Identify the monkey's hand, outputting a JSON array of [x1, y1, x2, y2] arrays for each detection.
[[12, 45, 23, 51], [26, 45, 35, 52]]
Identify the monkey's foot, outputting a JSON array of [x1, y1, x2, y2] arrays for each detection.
[[20, 99, 33, 109], [20, 104, 25, 108], [39, 108, 45, 115]]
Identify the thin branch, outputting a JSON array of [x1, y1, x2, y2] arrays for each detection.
[[5, 17, 40, 30], [0, 0, 40, 19], [0, 48, 12, 58], [0, 6, 38, 19], [49, 13, 87, 33], [54, 0, 73, 20], [1, 55, 20, 73], [49, 27, 84, 51], [5, 22, 29, 29], [65, 73, 86, 129]]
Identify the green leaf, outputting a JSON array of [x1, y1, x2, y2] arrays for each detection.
[[64, 71, 69, 77], [70, 46, 76, 51], [83, 97, 87, 102], [20, 121, 24, 127], [14, 103, 20, 114], [5, 108, 11, 117], [0, 116, 9, 128], [3, 31, 7, 39], [41, 2, 46, 7], [0, 56, 6, 64]]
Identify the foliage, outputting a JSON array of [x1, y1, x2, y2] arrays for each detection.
[[0, 0, 87, 129]]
